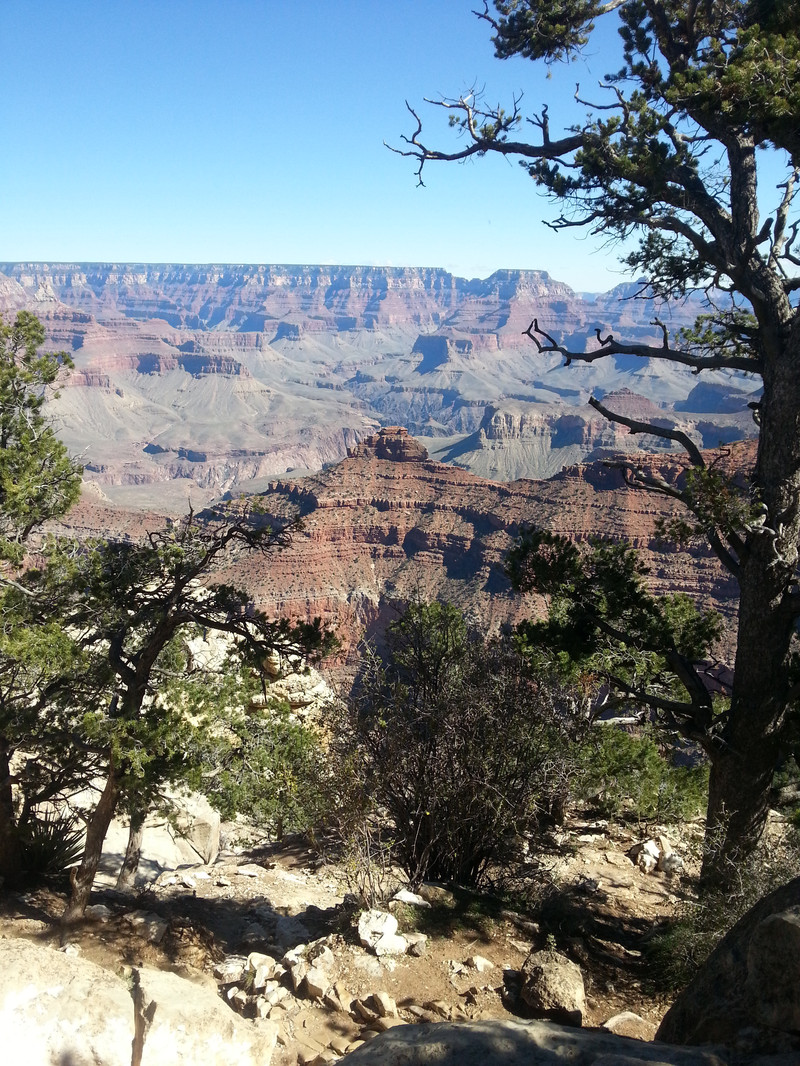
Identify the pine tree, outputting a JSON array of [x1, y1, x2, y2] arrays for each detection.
[[395, 0, 800, 882]]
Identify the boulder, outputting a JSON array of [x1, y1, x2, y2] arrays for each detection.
[[214, 955, 249, 983], [404, 931, 428, 956], [246, 951, 281, 990], [121, 909, 168, 944], [357, 909, 408, 956], [0, 938, 277, 1066], [657, 874, 800, 1054], [304, 966, 330, 1000], [171, 791, 220, 864], [335, 1018, 729, 1064], [520, 949, 586, 1026], [372, 991, 398, 1017], [602, 1010, 655, 1040], [134, 966, 277, 1066], [392, 888, 431, 908], [628, 839, 660, 875], [0, 938, 132, 1066], [101, 790, 220, 882], [275, 913, 311, 948]]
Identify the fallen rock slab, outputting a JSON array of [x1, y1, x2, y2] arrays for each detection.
[[0, 938, 278, 1066], [335, 1018, 730, 1064], [0, 938, 132, 1066]]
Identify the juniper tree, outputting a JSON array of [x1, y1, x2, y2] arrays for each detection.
[[43, 507, 328, 922], [394, 0, 800, 882], [0, 312, 81, 878], [0, 311, 81, 561]]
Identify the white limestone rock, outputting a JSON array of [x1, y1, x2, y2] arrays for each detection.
[[357, 909, 408, 957]]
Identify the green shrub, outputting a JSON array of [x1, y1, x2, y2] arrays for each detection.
[[328, 601, 589, 888], [577, 725, 708, 824], [19, 810, 84, 875], [204, 700, 327, 841], [167, 663, 329, 842]]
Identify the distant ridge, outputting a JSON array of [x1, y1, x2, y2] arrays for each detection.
[[0, 262, 755, 509]]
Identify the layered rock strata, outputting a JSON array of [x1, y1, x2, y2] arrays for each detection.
[[0, 263, 758, 507], [52, 430, 741, 666], [218, 433, 740, 658]]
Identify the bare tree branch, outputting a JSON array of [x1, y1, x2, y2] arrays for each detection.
[[386, 98, 584, 187], [522, 318, 759, 374], [587, 395, 706, 468]]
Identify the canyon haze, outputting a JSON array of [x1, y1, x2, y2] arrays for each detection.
[[0, 263, 759, 510]]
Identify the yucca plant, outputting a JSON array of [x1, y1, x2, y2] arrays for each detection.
[[20, 810, 85, 875]]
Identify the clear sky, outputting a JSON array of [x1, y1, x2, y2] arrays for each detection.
[[1, 1, 641, 289]]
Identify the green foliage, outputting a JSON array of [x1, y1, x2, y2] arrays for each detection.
[[408, 2, 800, 294], [508, 528, 721, 698], [489, 0, 603, 64], [330, 600, 589, 887], [394, 884, 507, 941], [0, 503, 330, 902], [0, 311, 81, 559], [154, 660, 329, 841], [19, 810, 84, 876], [578, 725, 709, 824], [205, 702, 327, 840], [662, 0, 800, 161], [0, 312, 331, 897], [655, 462, 760, 549], [676, 310, 761, 367]]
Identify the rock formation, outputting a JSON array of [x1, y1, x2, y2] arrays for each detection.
[[52, 430, 743, 666], [348, 426, 428, 462], [0, 263, 758, 507], [657, 874, 800, 1055], [0, 938, 277, 1066], [222, 433, 743, 659], [336, 1018, 729, 1064]]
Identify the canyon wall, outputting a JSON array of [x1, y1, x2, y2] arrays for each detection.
[[61, 430, 741, 666], [0, 264, 759, 509]]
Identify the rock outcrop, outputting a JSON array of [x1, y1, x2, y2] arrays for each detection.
[[57, 434, 744, 660], [99, 790, 221, 884], [656, 874, 800, 1056], [236, 434, 741, 656], [348, 426, 428, 462], [335, 1018, 730, 1065], [0, 938, 277, 1066], [0, 262, 757, 507]]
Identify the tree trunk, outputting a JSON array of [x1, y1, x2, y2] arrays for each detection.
[[702, 312, 800, 884], [116, 809, 145, 891], [0, 738, 22, 884], [62, 764, 120, 923]]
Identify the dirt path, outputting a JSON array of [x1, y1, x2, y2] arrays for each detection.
[[0, 817, 690, 1063]]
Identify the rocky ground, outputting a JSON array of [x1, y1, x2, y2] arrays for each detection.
[[0, 814, 694, 1065]]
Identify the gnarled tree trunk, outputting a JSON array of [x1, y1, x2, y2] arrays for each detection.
[[702, 306, 800, 883], [62, 764, 120, 923], [116, 808, 145, 891]]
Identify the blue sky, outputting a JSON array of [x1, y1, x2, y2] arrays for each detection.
[[1, 2, 655, 289]]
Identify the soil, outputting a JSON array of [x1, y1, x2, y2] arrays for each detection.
[[0, 814, 695, 1064]]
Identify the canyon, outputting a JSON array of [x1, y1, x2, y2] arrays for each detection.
[[0, 263, 759, 510], [61, 427, 743, 664]]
